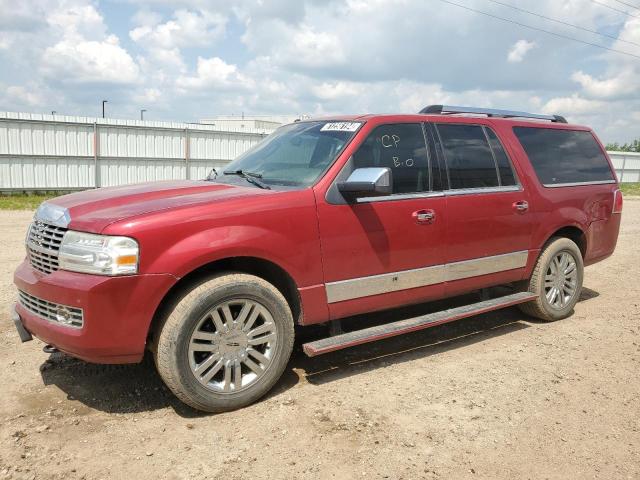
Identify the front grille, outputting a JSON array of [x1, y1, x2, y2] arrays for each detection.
[[26, 221, 67, 274], [18, 290, 83, 328]]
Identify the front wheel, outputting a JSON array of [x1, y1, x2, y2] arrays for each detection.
[[154, 273, 295, 412], [518, 237, 584, 322]]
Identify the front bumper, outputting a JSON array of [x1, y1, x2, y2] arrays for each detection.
[[11, 304, 33, 342], [13, 259, 177, 364]]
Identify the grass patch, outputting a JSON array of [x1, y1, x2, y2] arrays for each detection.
[[0, 194, 58, 210], [620, 183, 640, 196]]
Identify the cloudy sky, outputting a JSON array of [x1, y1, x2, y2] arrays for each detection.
[[0, 0, 639, 142]]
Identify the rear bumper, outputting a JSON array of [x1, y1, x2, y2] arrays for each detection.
[[13, 259, 177, 364]]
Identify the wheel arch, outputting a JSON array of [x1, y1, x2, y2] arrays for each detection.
[[147, 256, 302, 348], [544, 225, 587, 258]]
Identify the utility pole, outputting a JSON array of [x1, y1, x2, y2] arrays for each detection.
[[140, 109, 147, 121], [102, 100, 108, 118]]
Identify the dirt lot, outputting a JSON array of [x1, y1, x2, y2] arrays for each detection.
[[0, 202, 639, 480]]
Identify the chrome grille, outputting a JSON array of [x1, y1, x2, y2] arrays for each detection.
[[18, 290, 83, 328], [26, 221, 67, 274]]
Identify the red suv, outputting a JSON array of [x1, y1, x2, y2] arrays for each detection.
[[13, 105, 622, 412]]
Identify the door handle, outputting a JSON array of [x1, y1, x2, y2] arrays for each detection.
[[413, 209, 436, 224], [513, 200, 529, 212]]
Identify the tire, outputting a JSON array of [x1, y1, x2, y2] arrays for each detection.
[[154, 273, 295, 412], [518, 237, 584, 322]]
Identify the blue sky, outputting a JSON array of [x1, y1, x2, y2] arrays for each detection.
[[0, 0, 639, 143]]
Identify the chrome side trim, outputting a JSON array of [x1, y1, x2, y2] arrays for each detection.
[[355, 185, 521, 204], [356, 191, 445, 203], [443, 185, 522, 196], [325, 250, 529, 303], [543, 180, 616, 188], [326, 264, 445, 303], [445, 250, 528, 282]]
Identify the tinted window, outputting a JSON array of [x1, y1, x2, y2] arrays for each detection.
[[513, 127, 614, 185], [486, 128, 517, 186], [437, 124, 499, 189], [425, 123, 445, 191], [222, 121, 359, 188], [352, 123, 429, 194]]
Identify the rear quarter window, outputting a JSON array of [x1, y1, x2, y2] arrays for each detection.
[[513, 127, 615, 186]]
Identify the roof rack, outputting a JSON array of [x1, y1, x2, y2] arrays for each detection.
[[419, 105, 567, 123]]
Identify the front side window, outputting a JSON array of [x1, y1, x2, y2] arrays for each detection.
[[352, 123, 430, 194], [221, 121, 360, 188], [513, 127, 615, 186], [436, 124, 500, 189]]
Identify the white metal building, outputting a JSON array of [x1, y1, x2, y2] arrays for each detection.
[[608, 151, 640, 183], [199, 115, 300, 134], [0, 111, 637, 191], [0, 111, 268, 191]]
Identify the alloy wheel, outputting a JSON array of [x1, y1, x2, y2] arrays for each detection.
[[188, 299, 277, 393], [544, 251, 578, 309]]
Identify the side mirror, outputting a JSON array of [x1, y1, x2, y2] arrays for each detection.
[[337, 167, 392, 201]]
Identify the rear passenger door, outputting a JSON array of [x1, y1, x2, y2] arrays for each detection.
[[431, 123, 533, 296]]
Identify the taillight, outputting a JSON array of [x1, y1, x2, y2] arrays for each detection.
[[613, 189, 623, 214]]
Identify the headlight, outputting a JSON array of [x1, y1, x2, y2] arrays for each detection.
[[58, 231, 139, 275]]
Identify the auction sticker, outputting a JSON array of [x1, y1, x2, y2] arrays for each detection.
[[320, 122, 361, 132]]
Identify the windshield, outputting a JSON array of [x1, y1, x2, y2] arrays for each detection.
[[220, 121, 361, 188]]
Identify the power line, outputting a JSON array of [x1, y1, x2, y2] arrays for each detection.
[[610, 0, 640, 11], [434, 0, 640, 60], [589, 0, 640, 18], [482, 0, 640, 47]]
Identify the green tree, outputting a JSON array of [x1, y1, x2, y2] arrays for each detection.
[[606, 139, 640, 152]]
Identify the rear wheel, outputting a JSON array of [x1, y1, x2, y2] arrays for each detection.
[[518, 237, 584, 321], [154, 273, 294, 412]]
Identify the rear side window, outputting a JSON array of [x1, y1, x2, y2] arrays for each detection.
[[513, 127, 614, 186], [436, 124, 499, 189], [485, 128, 517, 186], [352, 123, 430, 194]]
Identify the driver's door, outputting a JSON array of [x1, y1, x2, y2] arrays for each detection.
[[315, 122, 447, 320]]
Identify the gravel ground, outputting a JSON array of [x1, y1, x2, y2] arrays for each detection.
[[0, 202, 638, 480]]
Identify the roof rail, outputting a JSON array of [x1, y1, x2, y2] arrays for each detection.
[[419, 105, 567, 123]]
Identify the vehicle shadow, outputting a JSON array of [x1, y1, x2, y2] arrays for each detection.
[[39, 286, 600, 416], [290, 296, 530, 387]]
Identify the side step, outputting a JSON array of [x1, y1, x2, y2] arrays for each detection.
[[302, 292, 537, 357]]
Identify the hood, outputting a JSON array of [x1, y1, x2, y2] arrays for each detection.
[[44, 180, 273, 233]]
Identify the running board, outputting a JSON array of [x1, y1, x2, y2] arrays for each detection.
[[302, 292, 537, 357]]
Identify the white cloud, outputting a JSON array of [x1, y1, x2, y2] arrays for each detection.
[[507, 40, 536, 63], [42, 35, 140, 84], [242, 20, 347, 70], [130, 9, 227, 49], [46, 3, 107, 40], [310, 81, 362, 100], [5, 85, 46, 106], [1, 0, 640, 143], [571, 69, 639, 99], [133, 88, 162, 104], [176, 56, 253, 91], [38, 2, 140, 85], [541, 94, 605, 117]]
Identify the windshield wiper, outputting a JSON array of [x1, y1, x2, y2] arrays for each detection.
[[223, 169, 271, 190]]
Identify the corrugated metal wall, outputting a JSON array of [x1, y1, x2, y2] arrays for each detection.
[[1, 112, 638, 191], [0, 111, 266, 190], [608, 151, 640, 183]]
